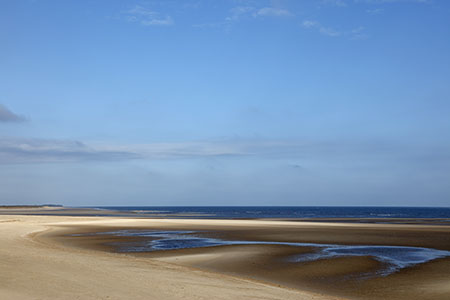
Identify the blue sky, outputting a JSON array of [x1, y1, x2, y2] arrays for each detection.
[[1, 0, 450, 206]]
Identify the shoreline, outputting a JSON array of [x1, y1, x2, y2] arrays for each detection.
[[1, 212, 450, 299], [1, 206, 450, 225]]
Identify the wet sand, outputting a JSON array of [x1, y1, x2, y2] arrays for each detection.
[[1, 210, 450, 299], [42, 215, 450, 300]]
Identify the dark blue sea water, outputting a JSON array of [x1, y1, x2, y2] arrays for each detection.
[[95, 206, 450, 219]]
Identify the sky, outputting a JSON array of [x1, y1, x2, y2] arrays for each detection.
[[1, 0, 450, 206]]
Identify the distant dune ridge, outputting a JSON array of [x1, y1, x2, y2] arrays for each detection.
[[0, 204, 63, 209]]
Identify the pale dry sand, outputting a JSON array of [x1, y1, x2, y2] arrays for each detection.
[[0, 215, 343, 300]]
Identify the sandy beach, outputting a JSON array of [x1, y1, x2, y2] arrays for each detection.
[[3, 1, 450, 298], [1, 211, 450, 300]]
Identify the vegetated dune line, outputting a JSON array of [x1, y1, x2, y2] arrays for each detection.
[[0, 215, 343, 300]]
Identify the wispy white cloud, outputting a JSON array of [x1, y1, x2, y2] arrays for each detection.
[[0, 137, 366, 164], [0, 138, 140, 164], [253, 7, 293, 17], [192, 21, 227, 29], [354, 0, 430, 3], [321, 0, 348, 7], [350, 26, 368, 39], [302, 20, 367, 39], [302, 20, 342, 37], [225, 5, 292, 22], [125, 5, 174, 26], [3, 137, 449, 182], [2, 137, 304, 164], [225, 6, 254, 22], [323, 0, 430, 6], [196, 5, 292, 31], [0, 104, 26, 123], [366, 8, 384, 14], [1, 137, 287, 164], [141, 16, 173, 26]]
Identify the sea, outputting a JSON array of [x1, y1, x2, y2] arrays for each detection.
[[95, 206, 450, 219]]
